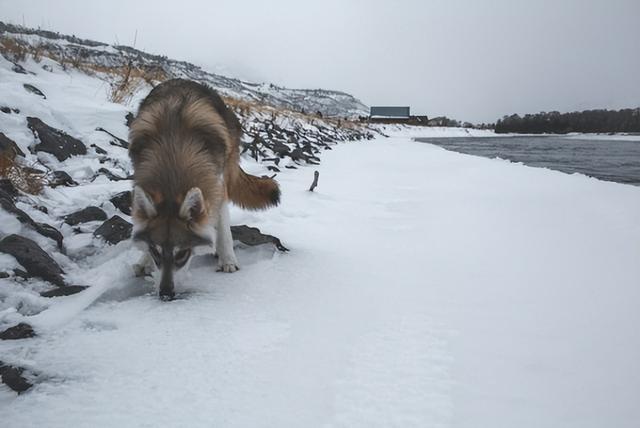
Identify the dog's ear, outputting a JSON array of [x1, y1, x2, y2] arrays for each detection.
[[180, 187, 205, 222], [133, 186, 157, 219]]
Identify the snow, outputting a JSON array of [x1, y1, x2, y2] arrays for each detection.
[[1, 133, 639, 427], [563, 133, 640, 141], [376, 124, 498, 138], [1, 37, 640, 428]]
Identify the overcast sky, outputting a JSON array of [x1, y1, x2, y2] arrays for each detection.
[[1, 0, 638, 122]]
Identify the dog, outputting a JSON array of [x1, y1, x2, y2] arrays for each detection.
[[128, 79, 280, 299]]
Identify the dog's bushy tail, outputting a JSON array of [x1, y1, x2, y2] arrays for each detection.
[[227, 165, 280, 210]]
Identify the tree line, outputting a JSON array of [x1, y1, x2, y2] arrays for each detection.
[[495, 108, 640, 134]]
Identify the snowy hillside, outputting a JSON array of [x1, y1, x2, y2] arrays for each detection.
[[1, 23, 640, 428], [0, 22, 369, 118]]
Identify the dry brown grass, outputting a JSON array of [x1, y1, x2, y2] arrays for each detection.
[[31, 42, 44, 63], [0, 36, 29, 62], [0, 35, 167, 104], [106, 61, 168, 104], [0, 155, 46, 195]]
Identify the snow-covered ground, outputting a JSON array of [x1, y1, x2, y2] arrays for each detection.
[[376, 124, 498, 138], [563, 133, 640, 141], [2, 29, 640, 428], [2, 132, 640, 427]]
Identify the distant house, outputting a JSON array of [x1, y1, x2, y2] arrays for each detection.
[[368, 106, 428, 125], [370, 106, 410, 121]]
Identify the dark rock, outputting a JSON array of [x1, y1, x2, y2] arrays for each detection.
[[290, 147, 320, 164], [42, 64, 53, 72], [262, 157, 281, 166], [13, 269, 29, 280], [94, 215, 132, 244], [27, 117, 87, 161], [0, 323, 36, 340], [0, 132, 25, 158], [0, 235, 65, 286], [23, 84, 46, 98], [40, 285, 88, 298], [285, 165, 297, 169], [0, 179, 19, 199], [90, 144, 107, 155], [110, 191, 132, 215], [95, 127, 129, 149], [231, 225, 289, 252], [64, 206, 106, 225], [34, 223, 64, 250], [0, 191, 64, 250], [22, 166, 46, 175], [0, 363, 33, 393], [49, 170, 77, 188], [0, 106, 11, 114], [96, 168, 126, 181], [271, 140, 291, 157], [12, 63, 28, 74], [267, 166, 281, 172], [125, 112, 134, 127], [0, 272, 9, 279], [35, 205, 48, 214]]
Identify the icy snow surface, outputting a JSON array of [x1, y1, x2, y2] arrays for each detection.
[[2, 134, 639, 427]]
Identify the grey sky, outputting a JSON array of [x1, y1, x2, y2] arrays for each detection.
[[1, 0, 638, 122]]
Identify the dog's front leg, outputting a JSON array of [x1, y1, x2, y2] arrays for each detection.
[[132, 250, 154, 277], [215, 201, 239, 273]]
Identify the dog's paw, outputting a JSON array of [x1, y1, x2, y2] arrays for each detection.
[[217, 262, 239, 273], [133, 263, 152, 277]]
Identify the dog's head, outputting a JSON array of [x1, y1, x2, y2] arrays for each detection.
[[132, 186, 212, 299]]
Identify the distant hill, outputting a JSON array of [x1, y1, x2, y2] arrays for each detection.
[[0, 21, 369, 118]]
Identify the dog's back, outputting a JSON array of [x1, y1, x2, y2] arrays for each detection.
[[129, 79, 279, 213]]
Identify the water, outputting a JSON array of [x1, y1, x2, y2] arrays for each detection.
[[416, 136, 640, 186]]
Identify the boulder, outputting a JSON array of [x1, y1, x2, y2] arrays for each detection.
[[49, 170, 77, 188], [0, 191, 63, 250], [0, 179, 19, 199], [0, 363, 33, 393], [231, 225, 289, 252], [0, 323, 35, 340], [95, 127, 129, 149], [0, 132, 25, 159], [125, 112, 134, 127], [23, 83, 46, 98], [34, 222, 64, 250], [27, 117, 87, 161], [12, 63, 28, 74], [0, 235, 65, 286], [64, 206, 107, 225], [96, 168, 126, 181], [90, 144, 107, 155], [109, 191, 132, 215], [40, 285, 88, 298], [94, 215, 132, 244]]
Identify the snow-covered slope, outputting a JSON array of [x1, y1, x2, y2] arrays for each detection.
[[0, 22, 369, 118], [0, 38, 372, 318]]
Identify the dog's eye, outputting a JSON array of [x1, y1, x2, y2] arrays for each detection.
[[174, 248, 191, 267]]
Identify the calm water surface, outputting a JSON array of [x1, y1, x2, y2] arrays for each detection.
[[416, 136, 640, 186]]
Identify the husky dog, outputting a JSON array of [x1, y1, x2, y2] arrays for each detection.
[[128, 79, 280, 299]]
